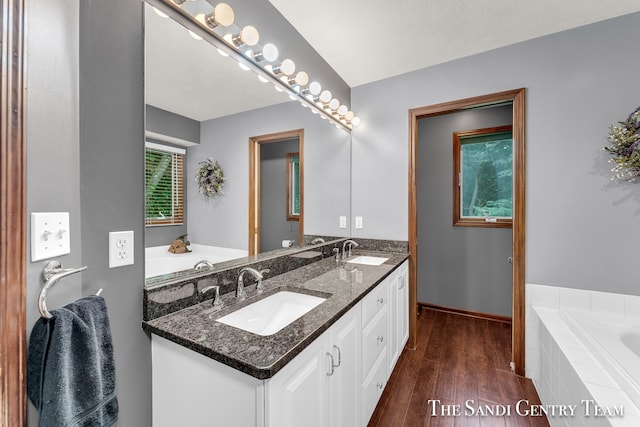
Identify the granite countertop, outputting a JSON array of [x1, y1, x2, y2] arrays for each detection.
[[142, 250, 408, 379]]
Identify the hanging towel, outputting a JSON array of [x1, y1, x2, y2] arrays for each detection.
[[27, 295, 119, 427]]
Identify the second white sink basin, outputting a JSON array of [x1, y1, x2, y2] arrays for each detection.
[[216, 291, 326, 336], [346, 256, 388, 266]]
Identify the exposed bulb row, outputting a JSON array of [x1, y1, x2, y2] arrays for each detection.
[[166, 0, 359, 129]]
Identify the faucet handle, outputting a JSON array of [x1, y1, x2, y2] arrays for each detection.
[[256, 269, 270, 293], [201, 285, 223, 309], [260, 268, 270, 276]]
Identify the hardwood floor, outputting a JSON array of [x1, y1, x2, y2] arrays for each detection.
[[368, 309, 549, 427]]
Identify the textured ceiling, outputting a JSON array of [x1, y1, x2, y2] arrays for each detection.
[[268, 0, 640, 87]]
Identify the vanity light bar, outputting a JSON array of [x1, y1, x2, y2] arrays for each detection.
[[148, 0, 357, 133]]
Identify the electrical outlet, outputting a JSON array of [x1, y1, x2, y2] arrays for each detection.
[[109, 231, 134, 268], [339, 216, 347, 229], [355, 216, 363, 229]]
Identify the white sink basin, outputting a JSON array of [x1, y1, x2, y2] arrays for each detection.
[[216, 291, 326, 336], [346, 256, 388, 266]]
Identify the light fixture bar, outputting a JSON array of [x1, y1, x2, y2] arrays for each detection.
[[147, 0, 352, 133]]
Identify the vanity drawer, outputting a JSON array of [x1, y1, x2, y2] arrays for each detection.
[[362, 349, 388, 424], [361, 307, 387, 377], [361, 278, 389, 327]]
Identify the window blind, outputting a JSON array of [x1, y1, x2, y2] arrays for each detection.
[[145, 146, 184, 226]]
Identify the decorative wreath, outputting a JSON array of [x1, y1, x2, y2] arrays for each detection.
[[195, 158, 225, 197], [604, 106, 640, 182]]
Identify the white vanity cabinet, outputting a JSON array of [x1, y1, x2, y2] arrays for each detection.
[[150, 259, 409, 427], [267, 306, 361, 427]]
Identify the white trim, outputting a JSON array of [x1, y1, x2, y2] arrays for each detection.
[[145, 141, 186, 155], [145, 130, 198, 148]]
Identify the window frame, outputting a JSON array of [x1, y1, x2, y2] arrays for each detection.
[[453, 125, 513, 228], [145, 142, 185, 227]]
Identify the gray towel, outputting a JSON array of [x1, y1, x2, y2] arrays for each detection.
[[27, 295, 119, 427]]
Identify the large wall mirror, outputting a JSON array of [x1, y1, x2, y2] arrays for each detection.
[[143, 2, 351, 285]]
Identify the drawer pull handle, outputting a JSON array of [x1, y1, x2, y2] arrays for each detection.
[[376, 381, 384, 389], [399, 277, 405, 289], [377, 297, 384, 304], [332, 345, 341, 368], [377, 335, 384, 343], [326, 353, 335, 376]]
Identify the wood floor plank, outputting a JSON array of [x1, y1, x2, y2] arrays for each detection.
[[368, 309, 549, 427]]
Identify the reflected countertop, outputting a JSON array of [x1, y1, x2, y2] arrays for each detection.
[[142, 250, 408, 379]]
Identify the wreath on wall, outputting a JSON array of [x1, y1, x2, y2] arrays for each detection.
[[195, 158, 225, 197], [604, 106, 640, 182]]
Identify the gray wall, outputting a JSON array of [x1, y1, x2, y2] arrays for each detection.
[[26, 0, 151, 426], [260, 138, 300, 252], [190, 101, 351, 250], [144, 105, 198, 247], [352, 11, 640, 296], [418, 106, 513, 316]]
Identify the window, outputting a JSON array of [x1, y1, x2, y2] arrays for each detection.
[[286, 152, 300, 221], [453, 126, 512, 228], [145, 142, 185, 226]]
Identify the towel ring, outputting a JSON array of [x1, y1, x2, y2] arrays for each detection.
[[39, 260, 96, 319]]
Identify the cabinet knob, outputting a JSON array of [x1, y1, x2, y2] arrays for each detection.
[[376, 381, 384, 389], [377, 335, 384, 343], [326, 352, 335, 376], [377, 297, 384, 304]]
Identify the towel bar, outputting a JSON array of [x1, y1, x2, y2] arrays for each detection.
[[39, 260, 101, 319]]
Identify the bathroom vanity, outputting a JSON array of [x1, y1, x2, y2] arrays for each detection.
[[144, 253, 409, 427]]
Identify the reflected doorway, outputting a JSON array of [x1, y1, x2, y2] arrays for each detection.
[[249, 129, 304, 255]]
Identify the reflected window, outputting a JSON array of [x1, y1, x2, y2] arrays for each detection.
[[287, 153, 300, 221], [145, 142, 185, 226], [453, 126, 512, 228]]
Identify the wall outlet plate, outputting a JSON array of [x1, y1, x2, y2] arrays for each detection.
[[109, 230, 134, 268], [31, 212, 71, 261], [355, 216, 363, 229], [339, 216, 347, 229]]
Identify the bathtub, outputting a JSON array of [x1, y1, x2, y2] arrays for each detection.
[[145, 244, 248, 278], [559, 309, 640, 409]]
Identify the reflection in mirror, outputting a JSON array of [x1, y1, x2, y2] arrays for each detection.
[[143, 2, 351, 285], [287, 153, 300, 220]]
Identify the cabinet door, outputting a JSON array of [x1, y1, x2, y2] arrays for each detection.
[[388, 270, 399, 372], [330, 307, 360, 427], [266, 334, 330, 427], [398, 261, 409, 349]]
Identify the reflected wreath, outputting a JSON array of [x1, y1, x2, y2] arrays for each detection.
[[195, 158, 225, 197]]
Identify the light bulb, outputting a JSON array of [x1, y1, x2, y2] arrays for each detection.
[[328, 98, 340, 111], [271, 59, 295, 76], [319, 90, 332, 104], [345, 111, 355, 121], [195, 3, 234, 30], [351, 116, 361, 126], [337, 105, 348, 116], [232, 25, 259, 47], [261, 43, 279, 62], [294, 71, 309, 86], [308, 81, 322, 96]]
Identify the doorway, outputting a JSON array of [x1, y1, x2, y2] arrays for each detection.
[[408, 88, 526, 375], [249, 129, 304, 255]]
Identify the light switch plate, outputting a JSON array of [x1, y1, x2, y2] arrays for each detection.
[[31, 212, 71, 261], [109, 230, 134, 268], [355, 216, 363, 229], [339, 216, 347, 229]]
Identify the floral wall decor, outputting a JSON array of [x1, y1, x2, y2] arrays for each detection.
[[604, 106, 640, 182], [195, 158, 225, 197]]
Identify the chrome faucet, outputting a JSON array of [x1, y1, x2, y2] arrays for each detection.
[[194, 260, 215, 271], [237, 267, 263, 300], [311, 237, 325, 244], [256, 269, 270, 293], [201, 285, 223, 310], [342, 240, 359, 259]]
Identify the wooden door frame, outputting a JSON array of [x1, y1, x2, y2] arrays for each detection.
[[408, 88, 526, 375], [249, 129, 304, 255], [1, 0, 28, 424]]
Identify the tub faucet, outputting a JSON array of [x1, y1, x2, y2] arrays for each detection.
[[237, 267, 263, 300], [194, 260, 215, 271], [342, 240, 359, 259]]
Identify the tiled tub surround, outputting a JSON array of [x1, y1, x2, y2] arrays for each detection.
[[526, 284, 640, 426], [143, 250, 408, 379]]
